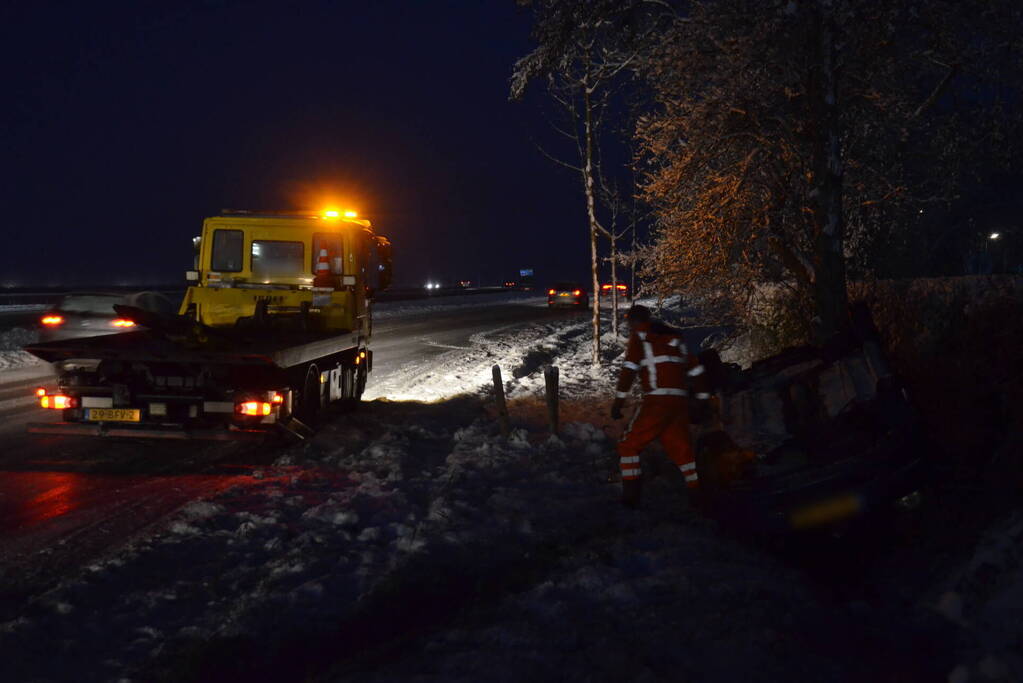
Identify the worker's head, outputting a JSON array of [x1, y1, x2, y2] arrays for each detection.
[[625, 304, 651, 326]]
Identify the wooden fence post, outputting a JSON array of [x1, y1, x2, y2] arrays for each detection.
[[544, 365, 559, 435], [492, 364, 510, 437]]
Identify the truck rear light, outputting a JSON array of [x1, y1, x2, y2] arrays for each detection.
[[35, 387, 46, 397], [111, 319, 136, 327], [573, 290, 582, 296], [269, 392, 284, 405], [548, 289, 556, 295], [236, 401, 271, 416], [40, 394, 75, 409], [41, 315, 64, 326]]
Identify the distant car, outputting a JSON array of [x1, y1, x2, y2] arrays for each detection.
[[37, 291, 178, 342], [503, 281, 518, 289], [600, 282, 630, 298], [547, 282, 588, 308]]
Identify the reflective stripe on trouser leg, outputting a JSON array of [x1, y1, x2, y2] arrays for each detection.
[[618, 404, 645, 480], [658, 403, 697, 488]]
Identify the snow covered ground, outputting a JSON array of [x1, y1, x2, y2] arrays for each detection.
[[1, 300, 1019, 682], [0, 327, 44, 372]]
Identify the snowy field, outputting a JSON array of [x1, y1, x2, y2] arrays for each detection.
[[1, 298, 1020, 682]]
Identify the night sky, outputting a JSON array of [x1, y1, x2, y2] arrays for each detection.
[[1, 1, 590, 289]]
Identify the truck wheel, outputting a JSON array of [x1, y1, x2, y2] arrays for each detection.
[[297, 365, 322, 426]]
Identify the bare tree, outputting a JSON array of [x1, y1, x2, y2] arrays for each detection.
[[512, 0, 672, 363]]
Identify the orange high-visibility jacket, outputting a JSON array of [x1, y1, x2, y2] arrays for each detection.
[[615, 321, 709, 399]]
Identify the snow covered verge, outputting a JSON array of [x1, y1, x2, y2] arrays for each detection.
[[0, 327, 44, 371], [0, 309, 1013, 682]]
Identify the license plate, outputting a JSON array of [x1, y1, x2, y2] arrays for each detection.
[[789, 494, 861, 529], [85, 408, 141, 422]]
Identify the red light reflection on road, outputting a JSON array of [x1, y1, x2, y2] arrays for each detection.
[[25, 472, 80, 523]]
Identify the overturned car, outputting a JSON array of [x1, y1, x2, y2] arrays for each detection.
[[694, 304, 928, 534]]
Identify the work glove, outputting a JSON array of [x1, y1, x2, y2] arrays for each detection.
[[611, 398, 625, 420]]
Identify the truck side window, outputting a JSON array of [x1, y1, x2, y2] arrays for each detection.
[[251, 240, 304, 283], [211, 229, 244, 272], [313, 233, 344, 274]]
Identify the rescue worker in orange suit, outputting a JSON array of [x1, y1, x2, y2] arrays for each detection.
[[611, 305, 711, 508]]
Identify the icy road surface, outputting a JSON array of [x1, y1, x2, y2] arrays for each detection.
[[0, 293, 1018, 682]]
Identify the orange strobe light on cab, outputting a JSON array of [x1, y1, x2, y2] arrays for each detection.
[[237, 401, 272, 416], [41, 315, 64, 326], [40, 394, 75, 409]]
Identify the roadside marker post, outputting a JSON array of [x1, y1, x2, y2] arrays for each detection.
[[544, 365, 559, 435], [492, 365, 510, 438]]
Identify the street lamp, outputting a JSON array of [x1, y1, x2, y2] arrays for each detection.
[[990, 232, 1001, 240]]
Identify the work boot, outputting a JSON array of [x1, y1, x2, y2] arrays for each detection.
[[621, 479, 642, 509]]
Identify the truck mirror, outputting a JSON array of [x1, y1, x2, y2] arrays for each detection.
[[373, 236, 393, 292]]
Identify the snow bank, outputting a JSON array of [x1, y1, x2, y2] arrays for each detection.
[[0, 327, 43, 370]]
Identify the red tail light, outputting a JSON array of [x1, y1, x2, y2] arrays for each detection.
[[617, 284, 627, 290], [573, 290, 582, 296], [41, 315, 64, 326], [602, 284, 611, 290], [111, 319, 136, 328], [236, 401, 271, 416], [35, 387, 46, 397], [548, 289, 556, 295], [40, 394, 75, 409]]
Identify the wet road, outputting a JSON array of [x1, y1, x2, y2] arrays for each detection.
[[0, 297, 585, 614]]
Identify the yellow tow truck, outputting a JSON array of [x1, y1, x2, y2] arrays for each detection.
[[25, 210, 392, 440]]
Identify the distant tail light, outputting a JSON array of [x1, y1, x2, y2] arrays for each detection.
[[573, 290, 582, 296], [40, 394, 75, 409], [35, 387, 46, 397], [111, 319, 136, 327], [41, 315, 64, 326], [617, 284, 627, 290], [601, 284, 611, 290], [548, 289, 556, 295], [236, 401, 272, 416], [269, 392, 284, 405]]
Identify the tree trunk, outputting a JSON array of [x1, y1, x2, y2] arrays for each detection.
[[809, 4, 849, 344], [610, 233, 619, 336], [583, 82, 602, 364]]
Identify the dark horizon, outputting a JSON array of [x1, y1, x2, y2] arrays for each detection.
[[1, 1, 600, 290]]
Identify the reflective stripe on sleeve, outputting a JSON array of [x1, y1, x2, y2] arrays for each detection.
[[622, 361, 640, 371], [687, 364, 705, 377], [668, 338, 680, 347], [622, 468, 642, 479], [646, 388, 687, 396], [679, 462, 696, 472], [695, 392, 711, 400], [619, 456, 640, 464], [615, 391, 629, 399], [685, 473, 699, 483]]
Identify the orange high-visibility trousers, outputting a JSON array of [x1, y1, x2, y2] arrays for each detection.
[[617, 395, 698, 488]]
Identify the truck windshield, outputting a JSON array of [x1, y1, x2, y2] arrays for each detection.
[[251, 241, 305, 283]]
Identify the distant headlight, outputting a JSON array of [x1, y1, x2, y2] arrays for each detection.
[[894, 490, 922, 511]]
